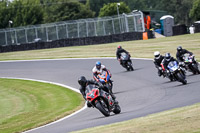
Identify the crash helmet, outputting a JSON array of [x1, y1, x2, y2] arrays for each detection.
[[117, 45, 122, 49], [78, 76, 87, 86], [154, 51, 160, 59], [165, 53, 171, 61], [96, 61, 101, 70], [177, 46, 182, 52]]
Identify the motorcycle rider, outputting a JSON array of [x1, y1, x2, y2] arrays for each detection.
[[78, 76, 116, 107], [161, 53, 177, 76], [176, 46, 199, 74], [153, 51, 165, 77], [176, 46, 193, 62], [92, 61, 111, 82], [116, 45, 132, 67]]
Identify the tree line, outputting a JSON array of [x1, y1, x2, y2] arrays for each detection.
[[0, 0, 200, 29]]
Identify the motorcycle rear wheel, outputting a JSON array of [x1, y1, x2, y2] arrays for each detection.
[[96, 101, 110, 117]]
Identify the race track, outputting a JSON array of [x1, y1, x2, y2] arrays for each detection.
[[0, 58, 200, 133]]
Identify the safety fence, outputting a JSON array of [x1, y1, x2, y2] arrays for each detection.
[[0, 11, 145, 46]]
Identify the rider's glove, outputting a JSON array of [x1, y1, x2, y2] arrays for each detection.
[[167, 70, 170, 73]]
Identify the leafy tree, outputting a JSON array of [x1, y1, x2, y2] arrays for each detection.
[[124, 0, 147, 11], [86, 0, 120, 17], [0, 0, 12, 28], [155, 0, 193, 25], [11, 0, 44, 27], [0, 0, 44, 28], [44, 1, 95, 23], [190, 0, 200, 21], [99, 2, 131, 17]]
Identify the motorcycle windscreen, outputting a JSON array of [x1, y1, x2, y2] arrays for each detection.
[[167, 61, 178, 71], [85, 85, 99, 101], [183, 53, 192, 62], [120, 52, 128, 60]]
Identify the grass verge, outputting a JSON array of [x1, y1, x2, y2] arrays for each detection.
[[0, 78, 84, 133], [0, 33, 199, 61], [72, 103, 200, 133]]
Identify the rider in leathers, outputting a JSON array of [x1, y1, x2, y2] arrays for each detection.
[[153, 51, 165, 77], [176, 46, 193, 62], [116, 45, 132, 66], [161, 53, 177, 76], [176, 46, 199, 74], [92, 61, 111, 82], [78, 76, 116, 107]]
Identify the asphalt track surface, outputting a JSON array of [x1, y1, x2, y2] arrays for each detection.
[[0, 58, 200, 133]]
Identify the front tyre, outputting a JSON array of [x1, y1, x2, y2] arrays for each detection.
[[113, 104, 121, 114], [177, 72, 187, 85], [96, 101, 110, 117], [191, 63, 200, 74]]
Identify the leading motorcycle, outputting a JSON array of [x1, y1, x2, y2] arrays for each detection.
[[120, 52, 134, 71], [85, 85, 121, 117]]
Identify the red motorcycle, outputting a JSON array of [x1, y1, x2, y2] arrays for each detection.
[[86, 86, 121, 117]]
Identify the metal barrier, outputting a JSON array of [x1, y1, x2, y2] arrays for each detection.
[[0, 11, 144, 46]]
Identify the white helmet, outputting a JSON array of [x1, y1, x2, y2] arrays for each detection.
[[154, 51, 160, 59]]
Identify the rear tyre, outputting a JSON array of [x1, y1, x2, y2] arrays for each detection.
[[96, 101, 110, 117], [113, 104, 121, 114]]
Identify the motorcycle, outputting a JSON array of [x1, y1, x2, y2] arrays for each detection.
[[85, 86, 121, 117], [181, 53, 200, 74], [167, 61, 187, 84], [97, 70, 113, 93], [120, 52, 134, 71]]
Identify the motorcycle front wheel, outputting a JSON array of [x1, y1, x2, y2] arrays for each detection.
[[177, 72, 187, 85], [96, 100, 110, 117], [191, 63, 200, 74], [113, 104, 121, 114], [128, 62, 134, 71]]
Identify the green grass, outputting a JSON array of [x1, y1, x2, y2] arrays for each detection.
[[0, 78, 84, 133], [72, 103, 200, 133], [0, 33, 200, 61]]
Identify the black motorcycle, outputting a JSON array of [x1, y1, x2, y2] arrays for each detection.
[[120, 52, 134, 71], [180, 53, 200, 74]]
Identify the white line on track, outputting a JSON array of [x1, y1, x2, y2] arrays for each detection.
[[0, 57, 153, 63]]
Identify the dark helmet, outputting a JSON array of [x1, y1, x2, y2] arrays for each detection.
[[96, 61, 101, 70], [165, 53, 171, 61], [177, 46, 182, 52], [154, 51, 160, 59], [117, 45, 122, 49], [78, 76, 87, 86]]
